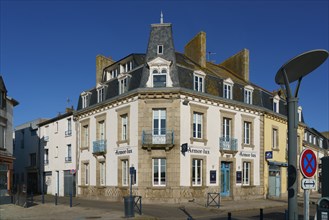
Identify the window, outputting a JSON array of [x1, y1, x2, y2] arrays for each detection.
[[273, 95, 280, 113], [304, 132, 308, 141], [44, 149, 49, 165], [82, 93, 90, 108], [30, 153, 36, 167], [193, 112, 203, 139], [0, 126, 5, 149], [153, 109, 166, 136], [55, 122, 58, 133], [223, 78, 234, 99], [85, 163, 89, 185], [272, 128, 278, 149], [242, 162, 251, 185], [243, 122, 251, 145], [97, 87, 105, 103], [121, 115, 128, 141], [125, 61, 133, 72], [320, 138, 323, 148], [298, 106, 302, 122], [192, 159, 202, 186], [66, 144, 72, 162], [100, 162, 106, 186], [82, 124, 89, 148], [193, 71, 205, 92], [244, 86, 253, 104], [153, 158, 166, 186], [119, 76, 129, 94], [122, 160, 129, 186], [157, 45, 163, 54], [313, 136, 317, 145], [153, 69, 167, 88], [66, 118, 72, 136], [55, 146, 59, 158], [222, 117, 232, 139], [97, 120, 105, 141]]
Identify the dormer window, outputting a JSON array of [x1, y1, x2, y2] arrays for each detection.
[[273, 95, 280, 113], [223, 78, 234, 99], [157, 45, 163, 54], [193, 71, 205, 92], [97, 84, 107, 103], [125, 61, 133, 72], [81, 92, 91, 108], [118, 74, 130, 94], [244, 85, 254, 104], [146, 57, 173, 88], [111, 69, 118, 78]]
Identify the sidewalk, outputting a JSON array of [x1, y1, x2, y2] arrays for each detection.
[[0, 194, 288, 220]]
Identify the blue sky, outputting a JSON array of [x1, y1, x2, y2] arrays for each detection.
[[1, 1, 328, 131]]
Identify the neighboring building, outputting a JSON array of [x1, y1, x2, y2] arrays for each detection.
[[13, 118, 46, 194], [74, 18, 294, 202], [302, 127, 329, 193], [38, 108, 76, 196], [263, 96, 305, 198], [0, 76, 19, 195]]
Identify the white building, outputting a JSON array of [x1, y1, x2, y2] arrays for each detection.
[[39, 109, 76, 196]]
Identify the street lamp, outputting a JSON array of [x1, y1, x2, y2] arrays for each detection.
[[275, 49, 328, 220]]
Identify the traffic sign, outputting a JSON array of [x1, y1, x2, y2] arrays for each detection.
[[265, 151, 273, 159], [301, 178, 316, 190], [300, 149, 317, 178]]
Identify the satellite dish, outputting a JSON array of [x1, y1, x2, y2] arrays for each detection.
[[275, 49, 328, 85]]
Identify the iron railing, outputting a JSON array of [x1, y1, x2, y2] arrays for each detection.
[[219, 136, 238, 151], [93, 140, 107, 154], [65, 130, 72, 137], [65, 157, 72, 162], [142, 130, 174, 145]]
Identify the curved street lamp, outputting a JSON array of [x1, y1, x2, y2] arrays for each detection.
[[275, 49, 328, 220]]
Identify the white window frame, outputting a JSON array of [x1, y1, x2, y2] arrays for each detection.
[[97, 85, 107, 103], [81, 92, 91, 108], [244, 85, 254, 104], [118, 75, 130, 94], [222, 117, 231, 139], [193, 71, 205, 92], [273, 95, 280, 113], [122, 160, 129, 186], [272, 128, 278, 149], [146, 57, 172, 88], [193, 112, 203, 139], [67, 144, 72, 162], [152, 158, 166, 186], [192, 159, 202, 186], [223, 78, 234, 99], [157, 45, 163, 54], [121, 115, 128, 141], [244, 121, 251, 145], [152, 68, 168, 88], [242, 161, 251, 185]]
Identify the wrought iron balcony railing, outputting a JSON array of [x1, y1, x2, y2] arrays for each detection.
[[93, 140, 107, 155], [65, 157, 72, 162], [142, 129, 174, 145], [219, 136, 238, 152]]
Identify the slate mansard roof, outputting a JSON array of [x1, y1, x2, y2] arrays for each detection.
[[76, 22, 290, 119]]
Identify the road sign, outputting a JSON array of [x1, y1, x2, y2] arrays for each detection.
[[265, 151, 273, 159], [301, 178, 316, 190], [300, 149, 317, 178]]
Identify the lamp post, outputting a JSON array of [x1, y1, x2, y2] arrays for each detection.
[[275, 49, 328, 220]]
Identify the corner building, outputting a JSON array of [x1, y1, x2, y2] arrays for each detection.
[[75, 20, 282, 202]]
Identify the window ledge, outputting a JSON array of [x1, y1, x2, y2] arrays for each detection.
[[241, 185, 255, 188], [241, 144, 255, 149], [117, 140, 130, 146], [190, 138, 208, 145], [272, 148, 280, 152]]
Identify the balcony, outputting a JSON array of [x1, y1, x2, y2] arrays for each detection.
[[142, 130, 174, 151], [93, 140, 107, 155], [43, 136, 49, 142], [65, 130, 72, 137], [219, 136, 238, 155], [65, 157, 72, 163]]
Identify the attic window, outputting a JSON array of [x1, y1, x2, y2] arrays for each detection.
[[193, 71, 206, 92], [153, 68, 167, 88], [118, 74, 130, 94], [97, 84, 107, 103], [223, 78, 234, 100], [157, 45, 163, 55], [81, 92, 91, 108], [273, 95, 280, 113], [244, 85, 254, 105]]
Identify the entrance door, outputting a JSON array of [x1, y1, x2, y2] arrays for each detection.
[[64, 171, 76, 196], [221, 162, 230, 197], [269, 165, 281, 197]]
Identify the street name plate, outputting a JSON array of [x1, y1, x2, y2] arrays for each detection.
[[301, 178, 316, 190]]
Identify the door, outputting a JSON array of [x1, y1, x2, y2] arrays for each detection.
[[153, 109, 166, 144], [269, 166, 281, 197], [221, 162, 230, 197], [64, 171, 76, 196]]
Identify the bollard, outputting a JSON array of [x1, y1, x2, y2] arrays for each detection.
[[260, 208, 263, 220], [69, 192, 72, 208], [55, 193, 58, 205], [228, 212, 231, 220], [42, 191, 44, 204]]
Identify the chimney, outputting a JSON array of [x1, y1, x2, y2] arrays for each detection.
[[220, 49, 250, 82], [184, 32, 206, 68], [96, 55, 115, 84]]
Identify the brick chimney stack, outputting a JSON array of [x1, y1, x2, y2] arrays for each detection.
[[96, 55, 115, 84]]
